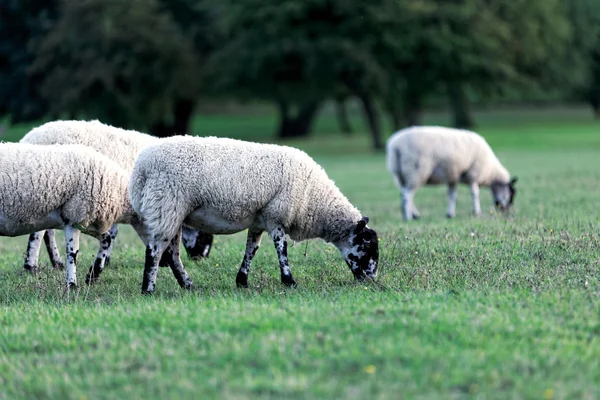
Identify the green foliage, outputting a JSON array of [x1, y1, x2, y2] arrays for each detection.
[[0, 0, 58, 122], [0, 111, 599, 398], [376, 0, 571, 118], [206, 0, 387, 103], [30, 0, 201, 130]]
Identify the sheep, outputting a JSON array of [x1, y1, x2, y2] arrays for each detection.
[[19, 120, 214, 272], [386, 126, 517, 220], [129, 136, 379, 294], [0, 142, 148, 287]]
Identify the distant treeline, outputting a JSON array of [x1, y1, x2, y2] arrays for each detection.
[[1, 0, 599, 148]]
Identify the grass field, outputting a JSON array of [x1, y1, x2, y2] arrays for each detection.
[[1, 107, 599, 399]]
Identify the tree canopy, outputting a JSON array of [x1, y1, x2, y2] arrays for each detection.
[[0, 0, 595, 145]]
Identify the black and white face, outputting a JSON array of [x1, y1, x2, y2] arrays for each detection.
[[491, 177, 517, 212], [336, 217, 379, 281]]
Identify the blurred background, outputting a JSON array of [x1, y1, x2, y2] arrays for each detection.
[[1, 0, 599, 150]]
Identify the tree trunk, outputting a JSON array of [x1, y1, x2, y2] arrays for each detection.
[[359, 94, 383, 151], [335, 97, 353, 135], [590, 94, 600, 119], [388, 110, 403, 131], [149, 121, 170, 137], [448, 81, 474, 129], [171, 98, 195, 134], [277, 101, 320, 139], [149, 98, 195, 137], [402, 86, 423, 126]]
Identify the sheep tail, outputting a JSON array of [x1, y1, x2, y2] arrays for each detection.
[[386, 146, 404, 189], [128, 166, 185, 241]]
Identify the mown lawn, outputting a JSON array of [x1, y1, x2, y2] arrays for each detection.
[[1, 107, 599, 399]]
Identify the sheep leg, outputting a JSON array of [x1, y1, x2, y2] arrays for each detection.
[[141, 236, 172, 294], [182, 227, 214, 260], [270, 226, 297, 287], [412, 204, 421, 220], [163, 231, 194, 290], [401, 187, 415, 221], [64, 225, 81, 288], [470, 183, 481, 216], [447, 184, 458, 218], [104, 225, 119, 268], [236, 229, 264, 288], [84, 230, 113, 285], [44, 230, 65, 270], [24, 231, 44, 273]]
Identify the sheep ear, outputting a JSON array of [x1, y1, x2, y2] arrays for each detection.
[[355, 216, 368, 233], [510, 177, 518, 185]]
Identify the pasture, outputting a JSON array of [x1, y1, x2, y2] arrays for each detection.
[[0, 107, 599, 399]]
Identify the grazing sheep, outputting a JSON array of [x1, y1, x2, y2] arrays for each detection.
[[0, 142, 147, 287], [129, 136, 379, 294], [20, 120, 213, 271], [386, 126, 517, 220]]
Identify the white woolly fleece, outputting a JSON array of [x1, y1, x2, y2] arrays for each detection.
[[21, 120, 159, 170], [386, 126, 510, 188], [0, 143, 133, 236], [129, 136, 363, 243]]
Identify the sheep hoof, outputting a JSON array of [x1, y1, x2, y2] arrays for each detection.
[[67, 282, 77, 290], [186, 245, 212, 260], [446, 213, 455, 219], [104, 257, 111, 268], [235, 272, 249, 288], [141, 288, 154, 295], [412, 214, 420, 220], [49, 260, 65, 270], [281, 275, 297, 287], [84, 273, 97, 285], [24, 264, 38, 274], [184, 281, 194, 290]]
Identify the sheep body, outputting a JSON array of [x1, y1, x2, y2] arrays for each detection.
[[386, 126, 516, 219], [0, 142, 140, 286], [129, 136, 379, 293], [20, 120, 213, 271]]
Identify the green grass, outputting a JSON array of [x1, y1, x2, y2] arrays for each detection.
[[1, 107, 600, 399]]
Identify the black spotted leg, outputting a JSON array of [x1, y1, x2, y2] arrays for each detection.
[[64, 225, 81, 288], [44, 229, 65, 270], [236, 229, 264, 288], [270, 226, 297, 287], [163, 231, 194, 290], [141, 235, 171, 294], [85, 230, 113, 284], [103, 225, 119, 268], [24, 231, 44, 272]]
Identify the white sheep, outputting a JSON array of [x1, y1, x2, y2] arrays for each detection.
[[386, 126, 517, 220], [0, 142, 147, 287], [20, 120, 214, 272], [129, 136, 379, 294]]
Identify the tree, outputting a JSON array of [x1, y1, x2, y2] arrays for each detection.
[[374, 0, 571, 129], [30, 0, 201, 135], [0, 0, 58, 123], [205, 0, 388, 148], [561, 0, 600, 117]]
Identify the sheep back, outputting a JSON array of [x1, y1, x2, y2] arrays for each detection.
[[130, 136, 362, 242], [386, 126, 510, 187], [0, 143, 130, 235], [21, 120, 158, 170]]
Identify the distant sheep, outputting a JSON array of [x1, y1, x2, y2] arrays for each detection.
[[0, 143, 146, 287], [386, 126, 517, 220], [129, 136, 379, 294], [20, 120, 213, 272]]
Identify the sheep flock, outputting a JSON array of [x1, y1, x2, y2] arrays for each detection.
[[0, 120, 517, 293]]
